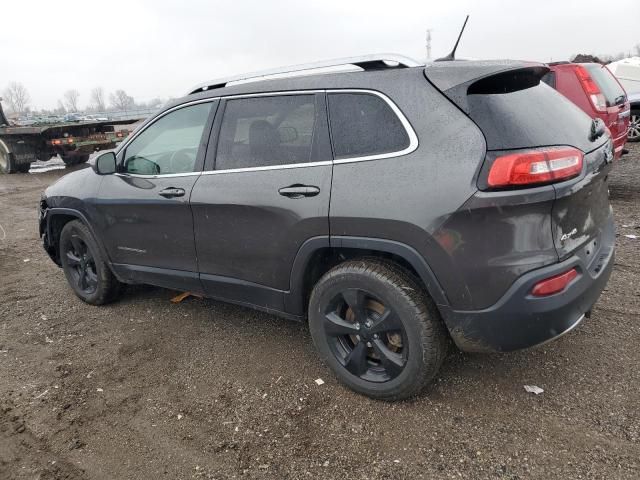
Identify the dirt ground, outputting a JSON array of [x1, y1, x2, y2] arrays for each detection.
[[1, 145, 639, 480]]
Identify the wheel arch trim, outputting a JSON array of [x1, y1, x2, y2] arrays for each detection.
[[44, 208, 117, 276], [285, 235, 451, 316]]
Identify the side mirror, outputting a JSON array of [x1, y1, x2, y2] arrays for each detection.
[[90, 152, 117, 175]]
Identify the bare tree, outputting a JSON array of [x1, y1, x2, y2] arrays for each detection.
[[63, 89, 80, 112], [56, 100, 66, 114], [109, 89, 135, 111], [2, 82, 31, 114], [635, 44, 640, 57], [90, 87, 106, 111]]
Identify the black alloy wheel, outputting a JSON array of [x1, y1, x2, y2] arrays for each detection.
[[309, 260, 448, 400], [59, 220, 123, 305], [323, 288, 407, 383], [64, 234, 99, 295]]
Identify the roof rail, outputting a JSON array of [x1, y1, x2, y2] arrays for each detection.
[[187, 53, 422, 95]]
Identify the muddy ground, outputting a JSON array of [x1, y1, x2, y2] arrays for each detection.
[[1, 145, 639, 480]]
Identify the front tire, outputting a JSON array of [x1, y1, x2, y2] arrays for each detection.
[[308, 259, 448, 401], [59, 220, 122, 305]]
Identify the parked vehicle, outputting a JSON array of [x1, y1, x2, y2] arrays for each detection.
[[63, 113, 82, 122], [607, 56, 640, 96], [626, 92, 640, 142], [544, 62, 630, 157], [0, 99, 140, 173], [39, 55, 615, 400]]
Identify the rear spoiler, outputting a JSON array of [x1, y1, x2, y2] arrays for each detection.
[[424, 60, 549, 112]]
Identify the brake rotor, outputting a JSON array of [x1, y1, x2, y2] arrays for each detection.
[[344, 298, 403, 355]]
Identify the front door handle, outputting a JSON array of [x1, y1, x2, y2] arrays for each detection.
[[278, 184, 320, 199], [159, 187, 185, 198]]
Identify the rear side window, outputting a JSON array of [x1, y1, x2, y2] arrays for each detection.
[[327, 93, 410, 159], [541, 71, 556, 89], [216, 95, 317, 170], [582, 64, 626, 106]]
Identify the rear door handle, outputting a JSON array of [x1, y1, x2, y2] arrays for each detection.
[[158, 187, 185, 198], [278, 184, 320, 199]]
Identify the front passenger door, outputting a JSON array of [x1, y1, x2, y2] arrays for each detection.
[[95, 100, 217, 291]]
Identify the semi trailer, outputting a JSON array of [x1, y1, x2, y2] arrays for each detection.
[[0, 98, 140, 174]]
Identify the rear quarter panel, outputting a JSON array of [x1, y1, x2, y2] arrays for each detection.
[[328, 70, 487, 309]]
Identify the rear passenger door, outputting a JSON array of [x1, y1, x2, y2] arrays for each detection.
[[190, 92, 332, 311]]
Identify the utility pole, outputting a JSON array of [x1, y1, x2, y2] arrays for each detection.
[[426, 29, 432, 61]]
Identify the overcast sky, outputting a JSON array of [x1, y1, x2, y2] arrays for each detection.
[[2, 0, 638, 110]]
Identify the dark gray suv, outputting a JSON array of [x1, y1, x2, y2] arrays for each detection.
[[39, 55, 615, 400]]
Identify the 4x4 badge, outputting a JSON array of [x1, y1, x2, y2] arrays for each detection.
[[560, 228, 578, 243]]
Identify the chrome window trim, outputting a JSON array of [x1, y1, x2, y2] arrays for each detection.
[[117, 88, 418, 178], [201, 160, 332, 176], [115, 171, 202, 179], [326, 89, 419, 165], [117, 98, 217, 154]]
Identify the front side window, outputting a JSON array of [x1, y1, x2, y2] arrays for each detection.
[[216, 95, 316, 170], [328, 92, 410, 159], [123, 102, 212, 175]]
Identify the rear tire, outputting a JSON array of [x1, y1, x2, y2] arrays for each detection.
[[59, 220, 122, 305], [628, 110, 640, 142], [308, 259, 448, 401]]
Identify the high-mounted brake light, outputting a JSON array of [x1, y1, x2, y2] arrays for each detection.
[[487, 147, 584, 188], [574, 66, 607, 112], [531, 268, 578, 297]]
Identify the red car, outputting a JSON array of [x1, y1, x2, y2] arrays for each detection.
[[544, 62, 630, 158]]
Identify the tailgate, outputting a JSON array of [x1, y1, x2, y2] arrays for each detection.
[[552, 140, 614, 259]]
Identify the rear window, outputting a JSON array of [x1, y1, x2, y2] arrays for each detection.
[[327, 93, 410, 159], [466, 79, 594, 151], [582, 64, 626, 106]]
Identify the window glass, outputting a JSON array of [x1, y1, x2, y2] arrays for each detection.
[[216, 95, 316, 170], [583, 64, 626, 106], [123, 102, 211, 175], [328, 93, 410, 159]]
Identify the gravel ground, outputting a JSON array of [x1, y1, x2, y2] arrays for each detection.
[[1, 145, 639, 480]]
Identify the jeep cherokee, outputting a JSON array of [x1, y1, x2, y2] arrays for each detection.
[[39, 54, 615, 400]]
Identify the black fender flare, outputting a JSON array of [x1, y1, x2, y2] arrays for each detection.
[[44, 208, 116, 275], [285, 235, 452, 318]]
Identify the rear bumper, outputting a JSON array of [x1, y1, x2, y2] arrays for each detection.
[[613, 132, 627, 159], [444, 217, 615, 353]]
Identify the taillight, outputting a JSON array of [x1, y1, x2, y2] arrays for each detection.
[[487, 147, 584, 188], [531, 268, 578, 297], [574, 66, 606, 112]]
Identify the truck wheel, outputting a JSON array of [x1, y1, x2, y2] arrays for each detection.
[[308, 259, 448, 401], [59, 220, 123, 305], [16, 162, 31, 173], [0, 140, 17, 174]]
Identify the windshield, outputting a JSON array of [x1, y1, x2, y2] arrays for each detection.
[[583, 64, 626, 106]]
